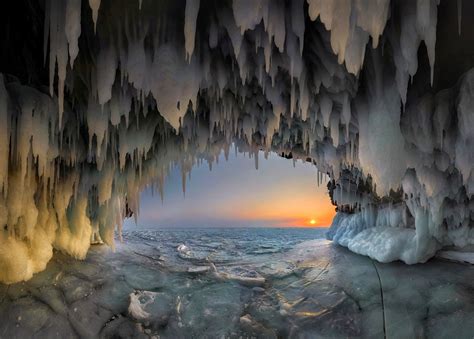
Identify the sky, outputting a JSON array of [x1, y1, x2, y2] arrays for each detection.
[[125, 148, 335, 229]]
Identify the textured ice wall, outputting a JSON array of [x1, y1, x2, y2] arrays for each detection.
[[0, 0, 472, 282]]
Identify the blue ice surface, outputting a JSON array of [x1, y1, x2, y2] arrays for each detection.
[[3, 227, 473, 338], [123, 226, 328, 264]]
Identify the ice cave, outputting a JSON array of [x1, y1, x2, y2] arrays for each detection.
[[0, 0, 474, 337]]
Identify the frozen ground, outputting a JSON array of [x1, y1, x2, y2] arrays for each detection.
[[0, 228, 473, 338]]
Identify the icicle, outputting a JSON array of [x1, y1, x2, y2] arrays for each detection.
[[65, 0, 81, 68], [0, 76, 8, 195], [89, 0, 101, 33], [47, 0, 68, 126], [317, 167, 320, 187], [181, 168, 187, 197], [457, 0, 462, 35], [184, 0, 201, 62], [291, 0, 305, 55], [43, 0, 51, 66]]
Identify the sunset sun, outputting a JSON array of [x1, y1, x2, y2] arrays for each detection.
[[309, 219, 316, 225]]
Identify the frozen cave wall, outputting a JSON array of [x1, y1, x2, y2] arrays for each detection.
[[0, 0, 474, 283]]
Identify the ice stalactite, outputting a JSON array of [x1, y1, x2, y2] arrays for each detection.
[[0, 75, 8, 194], [65, 0, 82, 68], [306, 0, 390, 75], [458, 0, 462, 35], [392, 0, 438, 104], [184, 0, 201, 62], [1, 0, 474, 283], [89, 0, 101, 32]]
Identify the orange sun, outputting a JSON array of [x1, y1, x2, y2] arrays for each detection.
[[309, 219, 316, 225]]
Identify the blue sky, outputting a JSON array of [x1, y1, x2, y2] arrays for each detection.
[[124, 148, 334, 229]]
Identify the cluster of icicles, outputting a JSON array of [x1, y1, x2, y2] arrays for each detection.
[[0, 0, 472, 284]]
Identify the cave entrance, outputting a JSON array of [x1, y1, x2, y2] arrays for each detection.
[[124, 147, 335, 230]]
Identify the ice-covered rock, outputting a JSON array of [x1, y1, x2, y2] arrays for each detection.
[[128, 290, 158, 320]]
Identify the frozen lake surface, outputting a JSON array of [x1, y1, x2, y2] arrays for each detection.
[[0, 227, 473, 338]]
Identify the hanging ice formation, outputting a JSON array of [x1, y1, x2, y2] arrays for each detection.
[[0, 0, 473, 283]]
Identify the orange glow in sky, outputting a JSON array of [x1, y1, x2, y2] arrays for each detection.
[[226, 180, 335, 227], [132, 149, 336, 229]]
